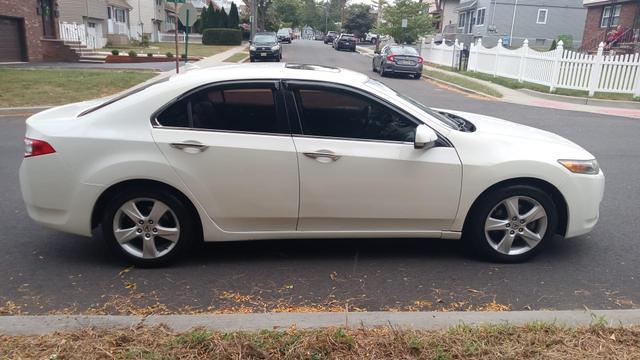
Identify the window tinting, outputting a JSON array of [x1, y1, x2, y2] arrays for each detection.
[[294, 88, 416, 142], [156, 86, 282, 134], [389, 46, 419, 55]]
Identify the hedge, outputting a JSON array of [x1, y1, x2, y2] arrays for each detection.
[[202, 28, 242, 45]]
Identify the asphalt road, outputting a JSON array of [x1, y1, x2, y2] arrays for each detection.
[[1, 40, 639, 314]]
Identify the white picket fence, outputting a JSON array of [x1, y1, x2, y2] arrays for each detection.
[[421, 39, 463, 69], [158, 32, 203, 43], [467, 38, 640, 96]]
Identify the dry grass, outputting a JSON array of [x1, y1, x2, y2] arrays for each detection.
[[2, 323, 640, 359]]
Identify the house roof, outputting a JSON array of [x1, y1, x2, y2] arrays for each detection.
[[583, 0, 633, 6], [107, 0, 133, 10], [456, 0, 477, 12]]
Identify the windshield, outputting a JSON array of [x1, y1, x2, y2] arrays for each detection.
[[390, 46, 419, 55], [364, 79, 462, 130], [277, 30, 289, 35], [254, 35, 276, 43]]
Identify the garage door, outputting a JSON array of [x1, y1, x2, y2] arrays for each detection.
[[0, 17, 25, 62]]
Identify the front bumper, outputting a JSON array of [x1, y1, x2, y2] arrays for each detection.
[[336, 43, 356, 50], [563, 171, 605, 238], [250, 49, 281, 60], [385, 62, 423, 74]]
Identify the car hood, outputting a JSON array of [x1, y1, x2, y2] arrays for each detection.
[[437, 109, 595, 160]]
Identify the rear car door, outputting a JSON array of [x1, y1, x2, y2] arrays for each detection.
[[285, 82, 462, 232], [151, 81, 299, 232]]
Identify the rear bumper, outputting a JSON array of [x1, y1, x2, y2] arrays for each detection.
[[385, 62, 423, 74], [250, 49, 281, 60]]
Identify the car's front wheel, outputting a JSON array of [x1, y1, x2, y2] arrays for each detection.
[[465, 185, 558, 263], [101, 188, 196, 267]]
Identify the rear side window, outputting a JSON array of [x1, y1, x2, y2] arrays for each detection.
[[293, 88, 416, 142], [156, 84, 286, 134]]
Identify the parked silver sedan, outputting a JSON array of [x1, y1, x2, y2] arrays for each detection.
[[372, 45, 424, 79]]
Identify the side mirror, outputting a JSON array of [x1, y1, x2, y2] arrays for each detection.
[[414, 124, 438, 149]]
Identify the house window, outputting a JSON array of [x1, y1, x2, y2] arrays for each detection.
[[107, 7, 111, 19], [476, 8, 486, 26], [156, 0, 162, 5], [537, 9, 548, 24], [601, 4, 622, 28], [535, 38, 546, 47], [458, 12, 466, 28], [115, 8, 126, 23]]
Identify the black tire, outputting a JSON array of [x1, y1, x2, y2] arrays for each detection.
[[414, 72, 422, 79], [101, 187, 196, 267], [250, 58, 255, 62], [463, 184, 558, 263], [372, 60, 377, 73]]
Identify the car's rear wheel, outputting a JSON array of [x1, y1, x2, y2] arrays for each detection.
[[372, 60, 377, 72], [465, 185, 557, 263], [101, 188, 196, 267], [414, 72, 422, 79]]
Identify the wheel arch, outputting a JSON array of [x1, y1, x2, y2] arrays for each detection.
[[91, 179, 203, 241], [462, 177, 568, 237]]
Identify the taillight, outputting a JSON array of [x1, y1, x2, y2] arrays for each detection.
[[24, 137, 56, 158], [417, 57, 424, 64], [387, 55, 395, 62]]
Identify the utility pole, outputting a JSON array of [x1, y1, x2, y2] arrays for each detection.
[[250, 0, 257, 39], [508, 0, 518, 48], [374, 0, 383, 53]]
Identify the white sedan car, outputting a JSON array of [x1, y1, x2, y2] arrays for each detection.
[[20, 64, 604, 267]]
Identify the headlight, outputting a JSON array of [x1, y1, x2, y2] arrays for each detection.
[[249, 45, 256, 51], [271, 45, 280, 51], [558, 159, 600, 175]]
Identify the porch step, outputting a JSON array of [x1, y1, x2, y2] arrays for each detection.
[[78, 54, 108, 63]]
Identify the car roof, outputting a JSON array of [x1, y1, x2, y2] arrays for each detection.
[[170, 63, 369, 88]]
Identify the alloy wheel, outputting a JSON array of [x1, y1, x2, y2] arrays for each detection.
[[484, 196, 548, 256], [112, 198, 180, 259]]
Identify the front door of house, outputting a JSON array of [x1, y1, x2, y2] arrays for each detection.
[[39, 0, 56, 38]]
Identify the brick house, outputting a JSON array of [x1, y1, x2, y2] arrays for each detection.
[[580, 0, 640, 53], [0, 0, 76, 62]]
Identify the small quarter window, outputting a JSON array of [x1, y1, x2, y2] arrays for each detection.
[[537, 9, 548, 24]]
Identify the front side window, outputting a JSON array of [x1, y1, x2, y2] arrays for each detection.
[[537, 9, 548, 24], [156, 84, 284, 134], [293, 88, 416, 142]]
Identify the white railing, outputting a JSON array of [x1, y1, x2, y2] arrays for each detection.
[[468, 39, 640, 96], [158, 32, 203, 43], [107, 19, 129, 35], [421, 39, 463, 68], [58, 22, 106, 49]]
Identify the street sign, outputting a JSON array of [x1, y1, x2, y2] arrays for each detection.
[[178, 3, 197, 27], [401, 19, 408, 28]]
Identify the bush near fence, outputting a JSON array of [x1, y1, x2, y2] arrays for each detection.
[[202, 28, 242, 45]]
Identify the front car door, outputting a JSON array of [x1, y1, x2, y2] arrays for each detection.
[[151, 81, 299, 232], [285, 82, 462, 233]]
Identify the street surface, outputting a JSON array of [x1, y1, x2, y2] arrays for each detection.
[[1, 40, 638, 314]]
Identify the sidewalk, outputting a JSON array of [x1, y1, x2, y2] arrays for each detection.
[[2, 309, 640, 335], [357, 45, 640, 119]]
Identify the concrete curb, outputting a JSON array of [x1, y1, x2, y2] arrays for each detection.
[[421, 74, 500, 100], [2, 309, 640, 335], [0, 106, 52, 117], [519, 88, 640, 109]]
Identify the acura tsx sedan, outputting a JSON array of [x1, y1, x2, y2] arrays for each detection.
[[20, 63, 604, 267]]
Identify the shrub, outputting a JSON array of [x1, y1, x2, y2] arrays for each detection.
[[111, 49, 120, 55], [181, 53, 187, 59], [147, 53, 153, 57], [202, 28, 242, 45], [128, 50, 138, 57], [165, 52, 174, 58], [140, 34, 150, 48], [556, 34, 574, 50]]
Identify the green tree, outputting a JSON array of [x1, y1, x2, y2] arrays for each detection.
[[228, 2, 240, 28], [220, 7, 229, 28], [199, 3, 213, 31], [343, 3, 374, 36], [375, 0, 434, 44], [273, 0, 301, 28]]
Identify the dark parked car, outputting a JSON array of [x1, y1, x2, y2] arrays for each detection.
[[372, 45, 423, 79], [277, 29, 292, 43], [249, 32, 282, 62], [324, 31, 337, 44], [335, 34, 356, 52]]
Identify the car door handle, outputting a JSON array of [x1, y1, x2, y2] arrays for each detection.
[[303, 150, 341, 161], [170, 141, 209, 151]]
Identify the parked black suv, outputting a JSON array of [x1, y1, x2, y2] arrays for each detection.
[[250, 32, 282, 62], [324, 31, 337, 44], [335, 34, 356, 52]]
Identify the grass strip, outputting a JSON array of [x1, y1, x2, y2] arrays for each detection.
[[423, 69, 504, 98], [0, 69, 156, 107], [1, 323, 638, 359], [223, 52, 250, 63], [106, 43, 235, 58]]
